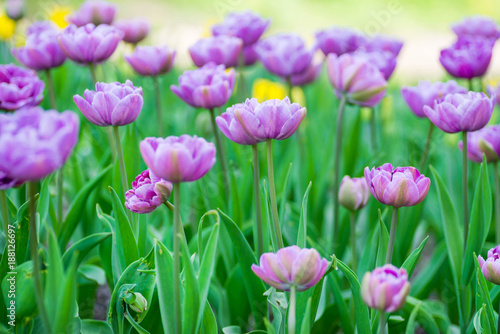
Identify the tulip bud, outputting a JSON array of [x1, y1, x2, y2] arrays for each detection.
[[123, 291, 147, 313], [6, 0, 24, 21], [458, 125, 500, 163], [125, 169, 172, 214], [338, 176, 370, 211], [478, 246, 500, 285]]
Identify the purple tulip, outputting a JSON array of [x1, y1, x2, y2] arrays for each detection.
[[216, 97, 306, 145], [125, 169, 172, 214], [452, 15, 500, 41], [73, 80, 143, 127], [242, 44, 258, 66], [361, 264, 411, 312], [0, 64, 44, 111], [140, 135, 216, 183], [5, 0, 23, 21], [439, 36, 494, 79], [315, 26, 366, 56], [189, 35, 243, 68], [12, 29, 66, 71], [125, 45, 176, 77], [327, 53, 387, 107], [58, 24, 123, 64], [256, 33, 314, 78], [212, 10, 270, 46], [0, 106, 79, 182], [364, 163, 430, 208], [458, 125, 500, 163], [361, 34, 403, 56], [26, 21, 57, 36], [170, 63, 235, 109], [251, 246, 328, 292], [338, 176, 370, 212], [401, 80, 467, 118], [0, 171, 23, 190], [478, 245, 500, 285], [67, 0, 116, 27], [354, 50, 397, 80], [290, 62, 322, 87], [114, 18, 150, 45], [423, 92, 494, 133], [487, 83, 500, 106]]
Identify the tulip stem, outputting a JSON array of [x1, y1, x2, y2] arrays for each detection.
[[286, 76, 292, 102], [494, 162, 500, 244], [252, 144, 264, 257], [88, 62, 98, 85], [370, 107, 377, 152], [267, 139, 284, 249], [419, 122, 434, 171], [497, 298, 500, 334], [153, 76, 164, 137], [386, 207, 399, 263], [288, 285, 297, 334], [173, 183, 182, 334], [333, 95, 347, 252], [379, 311, 386, 334], [468, 78, 473, 92], [462, 131, 469, 250], [112, 126, 132, 223], [0, 191, 9, 239], [28, 182, 51, 333], [350, 211, 357, 271], [45, 69, 57, 109], [209, 108, 230, 202], [57, 165, 64, 225]]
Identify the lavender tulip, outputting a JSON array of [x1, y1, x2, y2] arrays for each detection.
[[189, 35, 243, 68], [5, 0, 23, 21], [242, 44, 258, 66], [401, 80, 467, 118], [339, 176, 370, 212], [361, 34, 404, 56], [0, 106, 79, 182], [478, 246, 500, 285], [73, 80, 143, 127], [487, 83, 500, 106], [327, 53, 387, 107], [458, 125, 500, 163], [290, 62, 322, 87], [361, 264, 411, 312], [354, 50, 397, 80], [364, 163, 430, 208], [67, 0, 116, 27], [114, 18, 150, 45], [0, 64, 44, 111], [12, 29, 66, 71], [125, 45, 176, 76], [125, 169, 172, 214], [0, 172, 22, 190], [440, 37, 494, 79], [216, 97, 307, 145], [315, 26, 366, 56], [170, 63, 235, 109], [423, 92, 494, 133], [58, 24, 123, 64], [140, 135, 216, 183], [212, 10, 270, 46], [26, 21, 56, 36], [251, 246, 328, 292], [256, 33, 314, 78], [452, 15, 500, 41]]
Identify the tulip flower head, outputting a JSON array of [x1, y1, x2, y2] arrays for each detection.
[[423, 92, 494, 133], [338, 176, 370, 212], [26, 21, 57, 36], [364, 163, 430, 208], [212, 10, 270, 46], [478, 246, 500, 285], [251, 246, 329, 292], [452, 15, 500, 41], [400, 80, 467, 118], [315, 26, 366, 56], [125, 45, 176, 77], [189, 35, 243, 68], [487, 82, 500, 106], [361, 264, 410, 312], [125, 169, 172, 214], [361, 34, 403, 56], [354, 50, 397, 80], [67, 0, 116, 27], [290, 62, 322, 87], [0, 64, 44, 111], [73, 80, 143, 127], [140, 135, 216, 183], [5, 0, 23, 21], [114, 18, 150, 44], [458, 125, 500, 163]]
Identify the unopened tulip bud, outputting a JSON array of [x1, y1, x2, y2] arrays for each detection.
[[338, 176, 370, 211], [478, 246, 500, 285], [123, 291, 147, 313]]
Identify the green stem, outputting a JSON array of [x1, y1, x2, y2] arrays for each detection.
[[286, 76, 292, 102], [468, 78, 473, 92], [88, 62, 98, 85], [419, 122, 434, 171], [0, 191, 9, 238], [28, 182, 51, 332], [208, 108, 230, 201], [350, 211, 357, 271], [288, 285, 296, 334], [379, 311, 386, 334], [45, 69, 57, 109], [462, 131, 469, 251], [57, 166, 63, 225], [386, 207, 399, 263], [497, 298, 500, 334], [494, 162, 500, 244], [153, 76, 164, 137], [333, 95, 347, 252], [370, 107, 377, 152], [266, 139, 284, 249], [173, 183, 182, 334], [252, 144, 264, 257], [112, 126, 132, 223], [238, 51, 247, 101]]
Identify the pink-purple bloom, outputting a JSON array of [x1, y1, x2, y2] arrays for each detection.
[[361, 34, 404, 56], [26, 21, 56, 36], [338, 176, 370, 212], [439, 37, 494, 79], [58, 24, 123, 64], [170, 63, 235, 109], [12, 29, 66, 71], [67, 0, 116, 27], [216, 97, 307, 145], [0, 106, 79, 182], [241, 44, 258, 66], [361, 264, 410, 312], [401, 80, 467, 118], [315, 26, 366, 56], [189, 35, 243, 68], [452, 15, 500, 41], [0, 64, 44, 111], [114, 18, 150, 44], [364, 163, 430, 208], [5, 0, 23, 21], [458, 125, 500, 163], [212, 10, 270, 46], [354, 50, 397, 80], [251, 246, 328, 292], [73, 80, 143, 127], [256, 33, 314, 78], [290, 62, 322, 87], [423, 92, 494, 133], [125, 45, 176, 77], [487, 83, 500, 106], [140, 135, 216, 183], [327, 53, 387, 107], [125, 169, 172, 214], [478, 245, 500, 285]]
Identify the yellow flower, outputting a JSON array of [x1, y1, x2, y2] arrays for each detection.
[[50, 7, 71, 29], [252, 79, 286, 102], [0, 12, 16, 40], [291, 86, 306, 107]]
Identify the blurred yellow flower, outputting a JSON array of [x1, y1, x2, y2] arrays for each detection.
[[202, 19, 218, 38], [252, 79, 286, 102], [381, 95, 394, 121], [291, 86, 306, 107], [0, 13, 16, 40], [50, 7, 71, 28]]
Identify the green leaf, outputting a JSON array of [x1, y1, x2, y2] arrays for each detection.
[[297, 182, 312, 248], [327, 272, 354, 334], [155, 240, 175, 334], [181, 237, 200, 334], [401, 236, 429, 279], [299, 297, 312, 334], [53, 253, 79, 333], [279, 163, 293, 225], [62, 232, 112, 268], [80, 319, 113, 334], [37, 174, 53, 227], [474, 254, 496, 333], [201, 301, 218, 334], [265, 287, 287, 334], [403, 297, 440, 334], [376, 208, 389, 268], [410, 242, 447, 298], [45, 227, 64, 325], [405, 300, 421, 334]]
